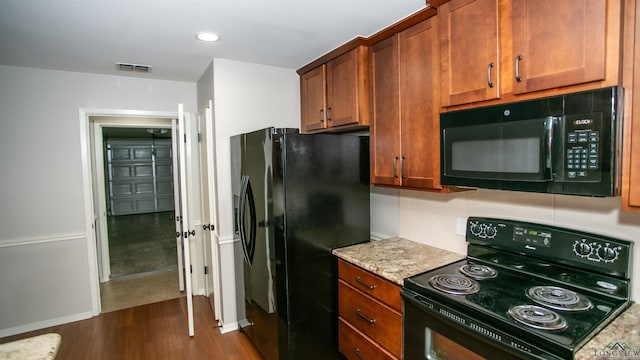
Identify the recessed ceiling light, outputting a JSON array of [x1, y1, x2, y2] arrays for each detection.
[[196, 32, 220, 42]]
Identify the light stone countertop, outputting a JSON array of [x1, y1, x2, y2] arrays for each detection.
[[332, 237, 465, 285], [575, 302, 640, 359]]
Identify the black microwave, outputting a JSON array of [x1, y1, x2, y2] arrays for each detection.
[[440, 87, 622, 196]]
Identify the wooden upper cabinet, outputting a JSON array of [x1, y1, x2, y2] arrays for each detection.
[[370, 17, 443, 191], [622, 0, 640, 212], [299, 46, 370, 133], [439, 0, 621, 109], [399, 17, 442, 189], [439, 0, 500, 107], [300, 65, 326, 132], [371, 36, 401, 187], [512, 0, 606, 94]]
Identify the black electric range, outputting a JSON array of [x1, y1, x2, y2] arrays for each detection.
[[402, 217, 632, 359]]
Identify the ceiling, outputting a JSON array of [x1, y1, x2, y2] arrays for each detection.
[[0, 0, 426, 82]]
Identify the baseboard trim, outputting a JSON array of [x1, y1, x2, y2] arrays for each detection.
[[219, 321, 239, 334], [0, 311, 94, 338]]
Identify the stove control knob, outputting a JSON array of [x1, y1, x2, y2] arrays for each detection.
[[597, 245, 619, 262], [573, 241, 592, 257], [469, 222, 482, 236], [484, 225, 497, 238]]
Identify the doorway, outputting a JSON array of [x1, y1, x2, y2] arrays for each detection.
[[90, 117, 184, 312]]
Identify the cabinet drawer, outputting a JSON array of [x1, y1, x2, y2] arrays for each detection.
[[338, 259, 402, 311], [338, 280, 402, 357], [339, 317, 398, 360]]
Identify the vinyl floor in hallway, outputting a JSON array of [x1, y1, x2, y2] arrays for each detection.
[[0, 296, 263, 360]]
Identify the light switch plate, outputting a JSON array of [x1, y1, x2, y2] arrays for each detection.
[[456, 217, 467, 236]]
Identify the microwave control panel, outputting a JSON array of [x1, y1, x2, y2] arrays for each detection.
[[563, 112, 603, 181]]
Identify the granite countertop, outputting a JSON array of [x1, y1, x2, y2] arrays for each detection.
[[575, 302, 640, 359], [332, 237, 465, 285]]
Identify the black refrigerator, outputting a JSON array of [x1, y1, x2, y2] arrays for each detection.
[[231, 127, 370, 360]]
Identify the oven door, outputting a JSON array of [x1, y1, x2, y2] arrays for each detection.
[[402, 290, 559, 360]]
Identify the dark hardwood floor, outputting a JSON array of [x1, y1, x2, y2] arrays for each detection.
[[0, 296, 263, 360]]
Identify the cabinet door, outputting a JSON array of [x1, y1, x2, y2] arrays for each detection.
[[400, 16, 441, 190], [439, 0, 499, 107], [512, 0, 606, 94], [371, 36, 402, 186], [623, 0, 640, 210], [300, 65, 326, 132], [327, 49, 360, 128]]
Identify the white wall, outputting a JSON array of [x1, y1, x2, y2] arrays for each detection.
[[202, 59, 300, 331], [371, 186, 640, 301], [0, 65, 197, 337]]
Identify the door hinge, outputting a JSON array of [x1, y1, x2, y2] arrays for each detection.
[[198, 133, 202, 143], [204, 266, 208, 275], [184, 133, 187, 143], [190, 265, 193, 274]]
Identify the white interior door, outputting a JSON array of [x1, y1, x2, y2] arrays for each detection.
[[198, 101, 222, 320], [171, 120, 185, 292], [173, 104, 195, 337], [91, 124, 111, 282]]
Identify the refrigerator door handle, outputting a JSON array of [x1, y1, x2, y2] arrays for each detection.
[[245, 177, 257, 264], [239, 175, 252, 265]]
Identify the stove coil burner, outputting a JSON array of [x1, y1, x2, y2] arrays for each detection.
[[527, 286, 593, 311], [429, 274, 480, 295], [508, 305, 568, 331], [459, 264, 498, 280]]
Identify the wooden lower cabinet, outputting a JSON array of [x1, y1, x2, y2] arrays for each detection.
[[338, 259, 402, 359], [339, 318, 397, 360]]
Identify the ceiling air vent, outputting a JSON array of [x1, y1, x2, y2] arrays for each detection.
[[115, 62, 152, 73]]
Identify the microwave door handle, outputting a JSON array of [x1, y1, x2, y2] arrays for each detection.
[[543, 116, 555, 180]]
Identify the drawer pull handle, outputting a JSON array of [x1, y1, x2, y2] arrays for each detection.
[[515, 55, 523, 82], [487, 62, 495, 88], [355, 309, 376, 324], [355, 276, 376, 290], [355, 348, 366, 360]]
